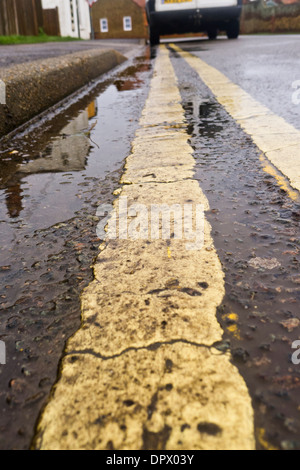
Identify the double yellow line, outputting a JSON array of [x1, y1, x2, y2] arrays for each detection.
[[33, 43, 295, 451], [170, 43, 300, 202], [33, 45, 255, 451]]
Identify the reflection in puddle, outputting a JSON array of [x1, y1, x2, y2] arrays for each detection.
[[185, 99, 225, 139], [18, 104, 96, 175], [0, 51, 152, 250], [1, 103, 96, 221], [5, 184, 23, 218], [114, 59, 151, 92]]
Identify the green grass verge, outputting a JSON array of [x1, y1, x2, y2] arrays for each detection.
[[0, 34, 82, 45]]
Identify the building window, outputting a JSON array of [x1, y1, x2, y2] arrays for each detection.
[[70, 0, 76, 32], [123, 16, 132, 32], [100, 18, 108, 33]]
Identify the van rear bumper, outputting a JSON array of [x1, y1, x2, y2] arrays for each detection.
[[148, 6, 242, 34]]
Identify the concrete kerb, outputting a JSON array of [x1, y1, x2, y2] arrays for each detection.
[[0, 48, 126, 138]]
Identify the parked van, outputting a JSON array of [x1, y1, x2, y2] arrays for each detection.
[[146, 0, 243, 45]]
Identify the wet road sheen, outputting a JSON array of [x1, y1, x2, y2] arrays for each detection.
[[172, 35, 300, 131], [170, 41, 300, 450], [0, 36, 300, 450]]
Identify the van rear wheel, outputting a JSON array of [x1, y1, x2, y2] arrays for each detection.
[[207, 27, 218, 40], [226, 19, 240, 39], [149, 27, 160, 46]]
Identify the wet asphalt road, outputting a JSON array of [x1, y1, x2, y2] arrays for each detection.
[[0, 35, 300, 450], [170, 43, 300, 450], [169, 35, 300, 130]]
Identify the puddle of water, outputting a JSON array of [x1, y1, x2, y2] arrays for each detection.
[[0, 53, 152, 249]]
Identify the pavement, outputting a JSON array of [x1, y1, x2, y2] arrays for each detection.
[[0, 48, 127, 137], [0, 40, 145, 138], [0, 39, 144, 68]]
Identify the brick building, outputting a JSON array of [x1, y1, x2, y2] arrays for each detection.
[[91, 0, 147, 39]]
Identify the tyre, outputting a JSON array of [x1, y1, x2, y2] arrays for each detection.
[[149, 26, 160, 46], [226, 19, 240, 39], [207, 27, 218, 40]]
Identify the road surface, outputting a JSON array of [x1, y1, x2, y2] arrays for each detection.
[[0, 35, 300, 451]]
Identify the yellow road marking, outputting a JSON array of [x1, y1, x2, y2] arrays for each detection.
[[33, 46, 254, 451], [259, 154, 299, 202], [171, 44, 300, 198], [222, 313, 241, 341], [258, 428, 279, 451]]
